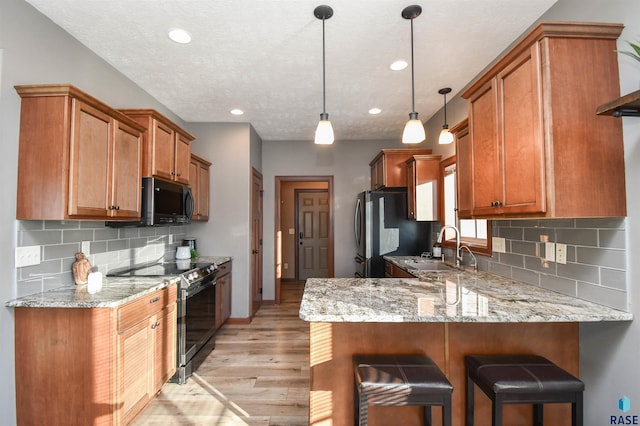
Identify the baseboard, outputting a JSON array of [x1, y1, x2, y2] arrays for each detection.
[[262, 299, 276, 305], [225, 317, 251, 325]]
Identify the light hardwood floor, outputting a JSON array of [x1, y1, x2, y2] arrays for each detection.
[[132, 281, 310, 426]]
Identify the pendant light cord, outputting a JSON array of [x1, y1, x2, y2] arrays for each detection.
[[443, 91, 447, 125], [322, 17, 327, 115], [410, 16, 416, 114]]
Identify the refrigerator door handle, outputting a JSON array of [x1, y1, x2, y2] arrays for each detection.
[[354, 198, 362, 248]]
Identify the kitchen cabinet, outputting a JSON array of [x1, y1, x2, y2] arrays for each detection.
[[14, 284, 177, 425], [460, 22, 626, 218], [405, 154, 441, 221], [215, 260, 232, 330], [119, 109, 194, 185], [369, 148, 432, 190], [189, 154, 212, 221], [15, 84, 145, 220], [451, 120, 472, 219], [384, 260, 415, 278]]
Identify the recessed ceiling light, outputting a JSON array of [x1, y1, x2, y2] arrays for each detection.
[[390, 60, 408, 71], [230, 109, 244, 116], [369, 108, 382, 115], [168, 28, 191, 44]]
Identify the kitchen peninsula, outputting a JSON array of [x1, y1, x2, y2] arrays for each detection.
[[299, 260, 632, 426]]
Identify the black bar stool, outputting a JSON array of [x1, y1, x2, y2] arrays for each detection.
[[465, 354, 585, 426], [353, 354, 453, 426]]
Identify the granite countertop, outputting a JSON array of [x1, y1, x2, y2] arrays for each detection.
[[299, 256, 633, 323], [6, 255, 232, 309]]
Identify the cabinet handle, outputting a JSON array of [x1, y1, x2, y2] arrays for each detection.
[[150, 296, 160, 304], [150, 321, 160, 329]]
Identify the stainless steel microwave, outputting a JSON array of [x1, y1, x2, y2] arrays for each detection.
[[106, 177, 194, 227]]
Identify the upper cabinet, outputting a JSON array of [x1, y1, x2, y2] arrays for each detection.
[[460, 22, 626, 218], [369, 148, 432, 190], [15, 84, 145, 220], [405, 154, 441, 221], [189, 154, 211, 222], [451, 120, 472, 219], [119, 109, 194, 185]]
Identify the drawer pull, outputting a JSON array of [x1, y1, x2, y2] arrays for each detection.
[[150, 321, 161, 329], [150, 297, 161, 304]]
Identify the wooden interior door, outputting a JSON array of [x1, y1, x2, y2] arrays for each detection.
[[251, 168, 263, 316], [297, 190, 329, 280]]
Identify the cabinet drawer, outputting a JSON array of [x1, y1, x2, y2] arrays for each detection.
[[118, 284, 177, 332], [217, 261, 231, 277]]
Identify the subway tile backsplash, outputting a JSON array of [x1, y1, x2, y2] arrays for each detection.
[[16, 220, 192, 298], [490, 218, 627, 311]]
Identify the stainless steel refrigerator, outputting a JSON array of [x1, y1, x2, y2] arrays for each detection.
[[354, 190, 432, 277]]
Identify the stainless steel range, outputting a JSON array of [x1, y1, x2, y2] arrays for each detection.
[[108, 260, 218, 384]]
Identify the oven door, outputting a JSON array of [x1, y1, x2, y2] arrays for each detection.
[[178, 276, 216, 367]]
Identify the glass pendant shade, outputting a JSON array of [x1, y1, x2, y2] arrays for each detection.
[[315, 113, 334, 145], [438, 126, 454, 145], [402, 112, 426, 144]]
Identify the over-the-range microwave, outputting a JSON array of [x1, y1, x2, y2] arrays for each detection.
[[106, 177, 194, 227]]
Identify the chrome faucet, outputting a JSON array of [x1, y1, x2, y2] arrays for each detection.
[[460, 245, 478, 271], [437, 225, 462, 267]]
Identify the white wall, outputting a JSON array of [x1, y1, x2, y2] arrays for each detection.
[[261, 138, 409, 299], [186, 123, 254, 319]]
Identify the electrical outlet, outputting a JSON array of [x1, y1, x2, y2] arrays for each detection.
[[545, 242, 556, 262], [556, 243, 567, 264], [15, 246, 41, 267], [289, 228, 295, 235], [169, 234, 174, 245], [492, 237, 506, 253], [284, 263, 288, 270], [81, 241, 91, 255]]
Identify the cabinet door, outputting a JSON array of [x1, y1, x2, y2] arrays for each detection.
[[119, 319, 152, 424], [454, 123, 473, 218], [152, 305, 177, 393], [370, 157, 384, 190], [468, 80, 501, 215], [189, 158, 200, 217], [68, 99, 112, 217], [498, 45, 545, 215], [197, 161, 210, 220], [151, 120, 175, 181], [406, 160, 416, 219], [174, 133, 191, 184], [111, 120, 142, 218]]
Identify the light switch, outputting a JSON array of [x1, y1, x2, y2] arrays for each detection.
[[492, 237, 506, 253], [15, 246, 41, 267], [545, 242, 556, 262], [289, 228, 295, 235], [81, 241, 91, 255]]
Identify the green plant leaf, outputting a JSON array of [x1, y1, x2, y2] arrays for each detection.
[[616, 40, 640, 63]]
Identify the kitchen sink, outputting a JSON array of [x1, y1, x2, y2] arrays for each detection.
[[403, 259, 455, 271]]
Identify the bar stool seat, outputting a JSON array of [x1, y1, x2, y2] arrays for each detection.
[[465, 354, 585, 426], [353, 354, 453, 426]]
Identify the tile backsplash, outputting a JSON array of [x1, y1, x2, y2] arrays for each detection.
[[15, 220, 192, 298], [488, 218, 627, 311]]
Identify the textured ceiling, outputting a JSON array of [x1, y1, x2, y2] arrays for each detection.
[[25, 0, 557, 141]]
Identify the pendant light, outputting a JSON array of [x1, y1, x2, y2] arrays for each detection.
[[401, 5, 425, 144], [314, 5, 334, 145], [438, 87, 454, 144]]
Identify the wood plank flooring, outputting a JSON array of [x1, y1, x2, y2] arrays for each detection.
[[132, 281, 310, 426]]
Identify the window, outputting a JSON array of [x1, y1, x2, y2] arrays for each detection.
[[440, 156, 492, 255]]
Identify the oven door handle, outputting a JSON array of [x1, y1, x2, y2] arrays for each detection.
[[183, 278, 216, 299]]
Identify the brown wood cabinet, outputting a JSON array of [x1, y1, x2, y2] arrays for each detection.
[[460, 22, 626, 218], [451, 120, 472, 219], [406, 154, 441, 221], [189, 154, 211, 221], [384, 260, 415, 278], [15, 84, 145, 220], [215, 260, 232, 330], [14, 284, 177, 425], [119, 109, 194, 185], [369, 149, 432, 190]]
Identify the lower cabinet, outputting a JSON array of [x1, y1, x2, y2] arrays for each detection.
[[384, 260, 415, 278], [14, 284, 177, 426], [215, 260, 232, 330]]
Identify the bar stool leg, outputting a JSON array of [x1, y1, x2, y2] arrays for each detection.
[[466, 369, 474, 426], [533, 404, 543, 426], [424, 405, 431, 426], [573, 391, 584, 426], [443, 395, 453, 426], [492, 394, 503, 426]]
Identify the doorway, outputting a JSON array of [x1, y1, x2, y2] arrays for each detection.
[[275, 176, 334, 304], [251, 168, 263, 317]]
